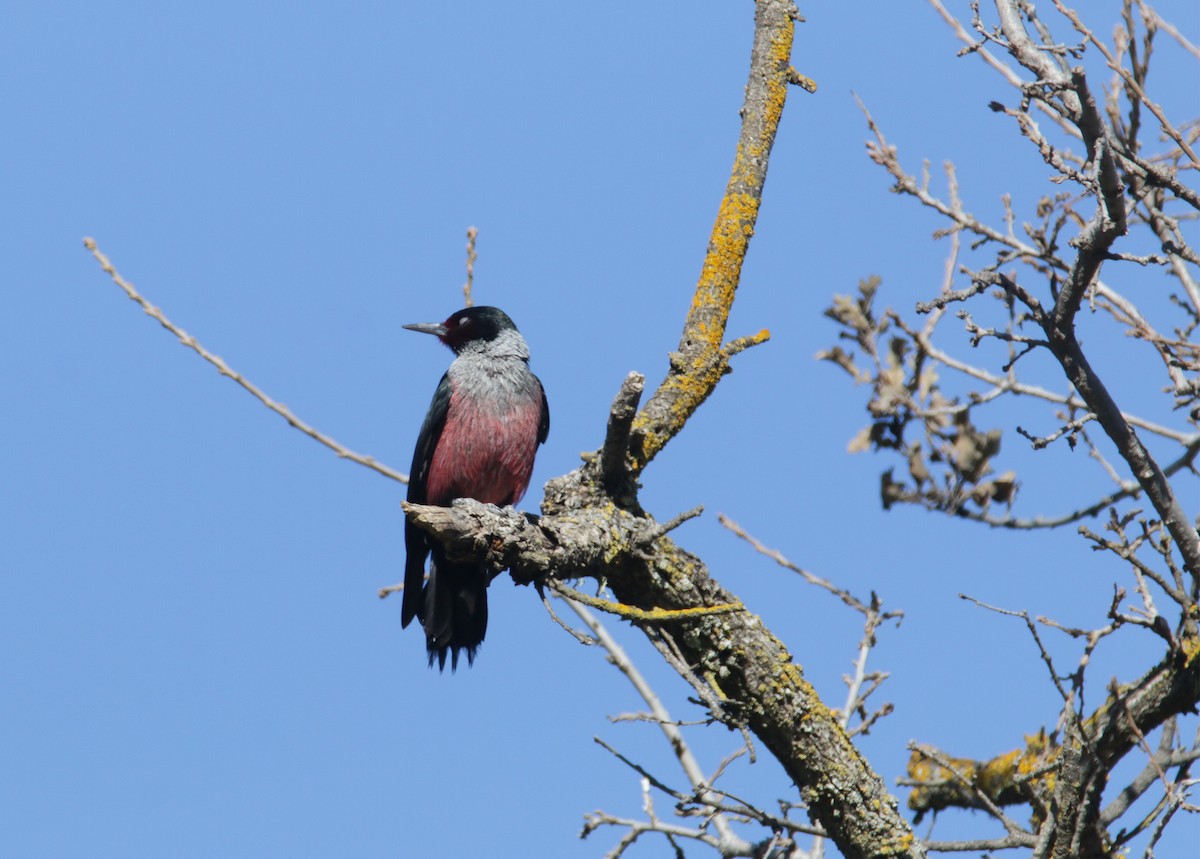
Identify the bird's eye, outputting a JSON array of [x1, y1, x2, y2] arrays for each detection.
[[458, 316, 470, 327]]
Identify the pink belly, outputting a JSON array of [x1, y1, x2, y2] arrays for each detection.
[[425, 393, 540, 506]]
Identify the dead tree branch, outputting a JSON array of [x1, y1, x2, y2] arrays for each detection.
[[82, 238, 408, 485]]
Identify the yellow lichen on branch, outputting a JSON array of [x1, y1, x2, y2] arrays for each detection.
[[630, 2, 797, 473], [906, 731, 1056, 816], [549, 580, 743, 623], [687, 190, 762, 338]]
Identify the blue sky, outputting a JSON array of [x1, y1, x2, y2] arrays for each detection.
[[4, 2, 1197, 856]]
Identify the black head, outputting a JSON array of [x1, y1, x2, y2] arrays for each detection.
[[403, 306, 519, 354]]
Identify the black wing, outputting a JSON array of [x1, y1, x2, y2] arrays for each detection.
[[537, 375, 550, 445], [401, 372, 452, 628]]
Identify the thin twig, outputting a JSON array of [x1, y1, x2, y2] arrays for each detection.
[[719, 514, 867, 613], [539, 586, 599, 645], [462, 225, 478, 307], [564, 599, 747, 851], [83, 238, 408, 484]]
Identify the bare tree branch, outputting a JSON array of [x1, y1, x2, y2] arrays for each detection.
[[565, 599, 753, 854], [629, 0, 801, 475], [82, 238, 409, 485], [462, 225, 478, 307], [402, 492, 925, 858]]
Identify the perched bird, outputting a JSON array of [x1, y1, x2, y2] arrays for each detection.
[[401, 306, 549, 670]]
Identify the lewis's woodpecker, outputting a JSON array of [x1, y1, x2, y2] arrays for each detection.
[[401, 306, 549, 670]]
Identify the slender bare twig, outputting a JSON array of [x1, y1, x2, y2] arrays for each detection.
[[1016, 413, 1097, 449], [462, 225, 478, 307], [718, 514, 867, 613], [717, 515, 902, 855], [1051, 0, 1199, 165], [591, 737, 825, 841], [1149, 9, 1200, 60], [538, 587, 599, 646], [925, 0, 1082, 141], [564, 599, 748, 852], [83, 238, 408, 484], [909, 331, 1194, 445], [959, 594, 1076, 712], [923, 833, 1040, 852]]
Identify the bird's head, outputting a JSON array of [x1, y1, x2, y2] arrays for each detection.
[[403, 306, 524, 356]]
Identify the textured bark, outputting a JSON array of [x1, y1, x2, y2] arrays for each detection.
[[405, 457, 925, 859], [991, 0, 1200, 579], [398, 7, 926, 854], [629, 0, 797, 475], [905, 641, 1200, 859]]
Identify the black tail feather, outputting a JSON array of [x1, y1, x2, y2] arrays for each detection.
[[422, 550, 489, 671], [401, 519, 427, 630]]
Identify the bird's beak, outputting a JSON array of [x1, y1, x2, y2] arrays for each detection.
[[402, 322, 448, 337]]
